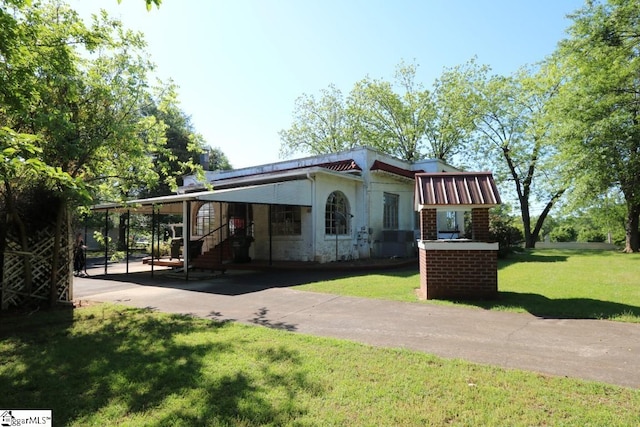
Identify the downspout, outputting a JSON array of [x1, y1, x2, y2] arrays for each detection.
[[306, 172, 316, 262]]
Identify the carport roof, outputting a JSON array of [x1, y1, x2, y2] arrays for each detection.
[[91, 179, 314, 214]]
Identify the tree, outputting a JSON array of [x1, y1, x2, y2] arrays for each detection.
[[424, 59, 486, 161], [278, 84, 356, 158], [137, 85, 210, 198], [348, 61, 432, 162], [280, 60, 481, 163], [116, 0, 161, 10], [206, 146, 232, 171], [0, 0, 191, 306], [555, 0, 640, 252], [469, 63, 567, 248]]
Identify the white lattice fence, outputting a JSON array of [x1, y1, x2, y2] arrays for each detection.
[[2, 227, 72, 310]]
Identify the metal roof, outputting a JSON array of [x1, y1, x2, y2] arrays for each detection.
[[91, 180, 314, 214], [212, 159, 361, 185], [370, 160, 423, 179], [415, 172, 501, 209]]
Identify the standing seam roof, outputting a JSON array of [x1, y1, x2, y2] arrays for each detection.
[[415, 172, 501, 207]]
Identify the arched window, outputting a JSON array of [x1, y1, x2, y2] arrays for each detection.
[[195, 202, 215, 236], [325, 191, 350, 235]]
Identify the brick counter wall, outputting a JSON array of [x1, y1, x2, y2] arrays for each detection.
[[419, 247, 497, 300]]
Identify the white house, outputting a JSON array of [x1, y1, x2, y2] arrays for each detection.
[[91, 146, 463, 271], [179, 146, 460, 266]]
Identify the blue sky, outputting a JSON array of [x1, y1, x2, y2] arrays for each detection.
[[70, 0, 586, 169]]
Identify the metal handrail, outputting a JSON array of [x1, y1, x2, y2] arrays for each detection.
[[195, 222, 229, 242]]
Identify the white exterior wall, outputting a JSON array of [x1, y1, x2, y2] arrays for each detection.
[[251, 204, 314, 262], [313, 173, 361, 263], [367, 178, 416, 258]]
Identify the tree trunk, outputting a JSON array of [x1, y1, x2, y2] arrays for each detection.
[[520, 197, 536, 248], [529, 189, 566, 249], [623, 202, 640, 253], [524, 232, 536, 248]]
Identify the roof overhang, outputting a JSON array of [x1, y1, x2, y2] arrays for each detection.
[[180, 166, 361, 193], [370, 160, 422, 181], [415, 172, 502, 210], [91, 179, 314, 214]]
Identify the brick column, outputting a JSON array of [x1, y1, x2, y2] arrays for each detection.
[[420, 209, 437, 240], [472, 208, 491, 242]]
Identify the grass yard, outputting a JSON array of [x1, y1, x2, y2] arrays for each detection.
[[294, 249, 640, 322], [1, 304, 639, 426]]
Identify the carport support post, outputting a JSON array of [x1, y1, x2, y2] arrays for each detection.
[[184, 200, 191, 281], [104, 209, 109, 275], [126, 210, 130, 274], [268, 204, 273, 266], [151, 205, 155, 278]]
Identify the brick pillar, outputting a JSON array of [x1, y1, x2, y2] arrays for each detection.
[[420, 209, 437, 240], [472, 208, 491, 242]]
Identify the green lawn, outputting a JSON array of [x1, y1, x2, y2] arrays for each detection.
[[294, 249, 640, 322], [1, 304, 639, 426]]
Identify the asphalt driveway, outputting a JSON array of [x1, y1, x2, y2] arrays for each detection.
[[73, 263, 640, 389]]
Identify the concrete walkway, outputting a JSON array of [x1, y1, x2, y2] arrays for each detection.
[[73, 263, 640, 389]]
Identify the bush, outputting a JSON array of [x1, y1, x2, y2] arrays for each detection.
[[577, 229, 606, 243], [550, 225, 577, 242], [489, 215, 524, 258], [149, 240, 171, 258]]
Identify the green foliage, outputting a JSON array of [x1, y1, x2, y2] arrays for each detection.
[[577, 228, 606, 243], [550, 224, 578, 242], [555, 0, 640, 251], [149, 239, 170, 258], [278, 84, 357, 158], [137, 84, 209, 197], [469, 62, 568, 248], [117, 0, 161, 11], [206, 146, 232, 171], [0, 0, 217, 207], [280, 59, 484, 163], [489, 209, 524, 257], [92, 230, 111, 250], [425, 58, 487, 161], [348, 60, 433, 161]]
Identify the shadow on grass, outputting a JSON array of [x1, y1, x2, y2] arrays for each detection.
[[0, 305, 321, 425], [452, 292, 640, 321]]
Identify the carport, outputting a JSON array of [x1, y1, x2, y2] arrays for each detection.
[[90, 179, 313, 280]]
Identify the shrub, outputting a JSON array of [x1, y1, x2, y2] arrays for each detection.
[[149, 240, 171, 258], [577, 229, 606, 243], [489, 215, 524, 258], [550, 225, 577, 242]]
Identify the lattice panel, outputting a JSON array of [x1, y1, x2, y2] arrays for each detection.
[[2, 225, 72, 310]]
